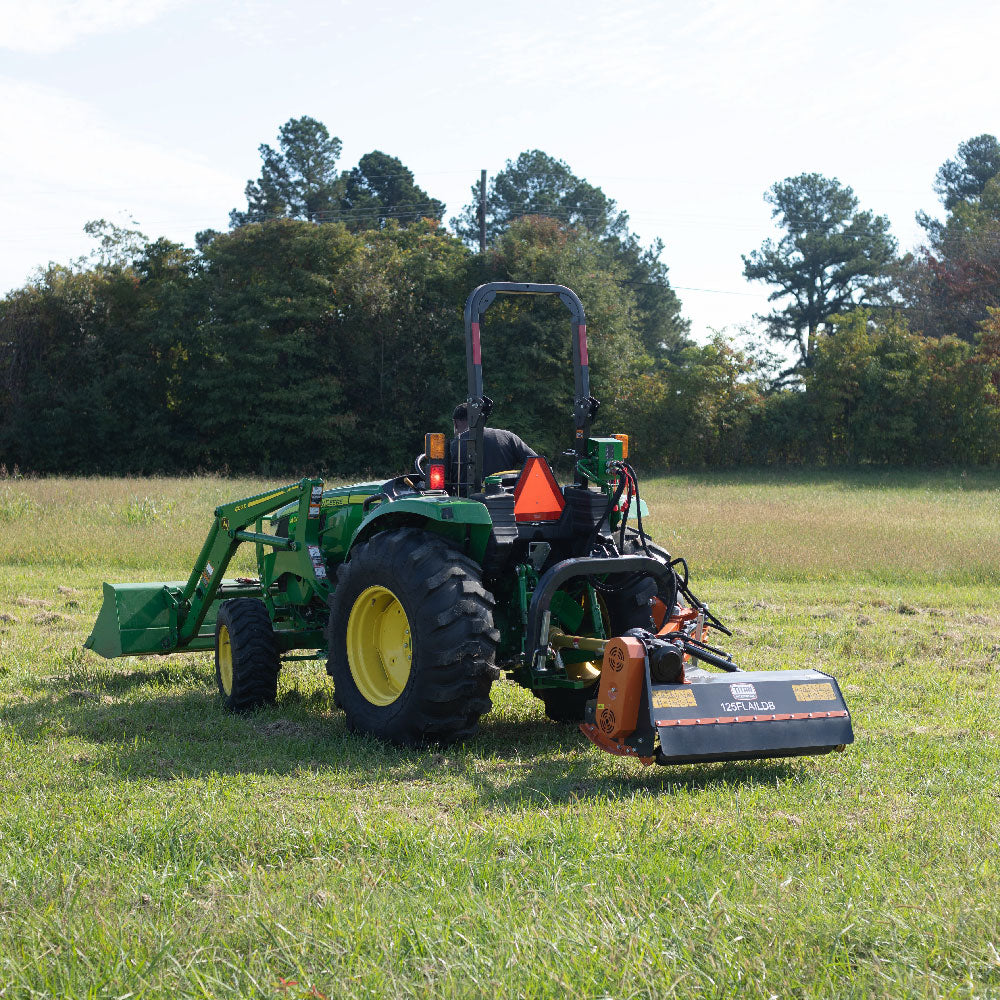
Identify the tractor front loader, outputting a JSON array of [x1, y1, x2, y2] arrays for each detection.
[[87, 282, 853, 766]]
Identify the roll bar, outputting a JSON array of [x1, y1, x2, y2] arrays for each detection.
[[459, 282, 599, 493]]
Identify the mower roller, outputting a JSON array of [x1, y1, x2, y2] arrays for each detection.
[[87, 282, 852, 766]]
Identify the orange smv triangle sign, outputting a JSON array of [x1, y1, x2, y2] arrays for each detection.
[[513, 457, 566, 523]]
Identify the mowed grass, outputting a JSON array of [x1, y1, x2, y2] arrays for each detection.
[[0, 469, 998, 999]]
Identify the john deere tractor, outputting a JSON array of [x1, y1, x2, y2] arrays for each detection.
[[87, 283, 852, 766]]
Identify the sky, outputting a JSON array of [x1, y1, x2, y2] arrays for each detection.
[[1, 0, 998, 341]]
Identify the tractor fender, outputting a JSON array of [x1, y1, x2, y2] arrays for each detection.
[[348, 496, 493, 565]]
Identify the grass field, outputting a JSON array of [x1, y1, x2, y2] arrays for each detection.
[[0, 469, 998, 999]]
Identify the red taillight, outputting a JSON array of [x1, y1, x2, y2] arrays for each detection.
[[429, 463, 445, 490]]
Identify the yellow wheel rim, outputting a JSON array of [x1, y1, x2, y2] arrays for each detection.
[[218, 624, 233, 695], [346, 585, 413, 706]]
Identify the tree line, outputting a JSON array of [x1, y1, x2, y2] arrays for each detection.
[[1, 118, 998, 476]]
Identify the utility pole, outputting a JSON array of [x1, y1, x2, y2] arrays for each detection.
[[478, 169, 487, 254]]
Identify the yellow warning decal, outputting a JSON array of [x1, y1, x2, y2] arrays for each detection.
[[793, 682, 836, 702], [233, 489, 289, 514], [653, 688, 697, 709], [323, 495, 370, 509]]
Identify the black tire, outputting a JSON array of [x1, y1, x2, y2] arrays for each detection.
[[326, 528, 499, 748], [602, 574, 658, 633], [215, 598, 281, 712], [616, 530, 679, 622], [540, 574, 657, 724]]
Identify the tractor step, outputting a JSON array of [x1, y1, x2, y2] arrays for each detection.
[[651, 668, 853, 765]]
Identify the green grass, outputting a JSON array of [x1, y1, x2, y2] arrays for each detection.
[[0, 470, 998, 999]]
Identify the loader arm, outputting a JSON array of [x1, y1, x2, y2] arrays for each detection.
[[86, 479, 328, 658], [176, 479, 328, 646]]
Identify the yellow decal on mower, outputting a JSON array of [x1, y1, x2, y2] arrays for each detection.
[[652, 688, 697, 709], [792, 682, 837, 702]]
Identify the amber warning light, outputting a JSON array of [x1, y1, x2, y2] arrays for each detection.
[[425, 432, 446, 490], [425, 432, 446, 459]]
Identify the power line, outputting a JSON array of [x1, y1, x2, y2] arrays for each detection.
[[672, 285, 768, 298], [0, 189, 952, 240]]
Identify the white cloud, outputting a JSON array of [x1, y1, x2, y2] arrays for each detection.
[[0, 0, 187, 54], [0, 78, 240, 290]]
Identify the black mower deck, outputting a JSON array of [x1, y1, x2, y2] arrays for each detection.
[[651, 668, 853, 765]]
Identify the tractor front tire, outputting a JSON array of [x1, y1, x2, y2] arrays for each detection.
[[327, 529, 499, 748], [215, 598, 281, 712]]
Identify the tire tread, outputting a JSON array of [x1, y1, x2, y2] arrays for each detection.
[[216, 598, 280, 713], [326, 528, 497, 747]]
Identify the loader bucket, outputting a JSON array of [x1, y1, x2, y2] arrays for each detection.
[[651, 668, 853, 765], [85, 581, 189, 658]]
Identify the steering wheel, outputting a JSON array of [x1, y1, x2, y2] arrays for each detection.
[[362, 474, 422, 512]]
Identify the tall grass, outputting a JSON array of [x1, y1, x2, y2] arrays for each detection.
[[1, 468, 997, 582], [639, 467, 1000, 585]]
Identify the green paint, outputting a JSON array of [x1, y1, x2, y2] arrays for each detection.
[[89, 479, 495, 661]]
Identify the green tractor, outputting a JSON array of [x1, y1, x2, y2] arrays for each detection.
[[87, 283, 852, 766]]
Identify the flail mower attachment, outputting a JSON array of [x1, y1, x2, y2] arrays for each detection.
[[525, 554, 853, 766], [578, 616, 852, 766]]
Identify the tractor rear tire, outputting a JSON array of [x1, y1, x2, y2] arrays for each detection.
[[327, 528, 499, 748], [215, 598, 281, 713], [603, 574, 658, 633]]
